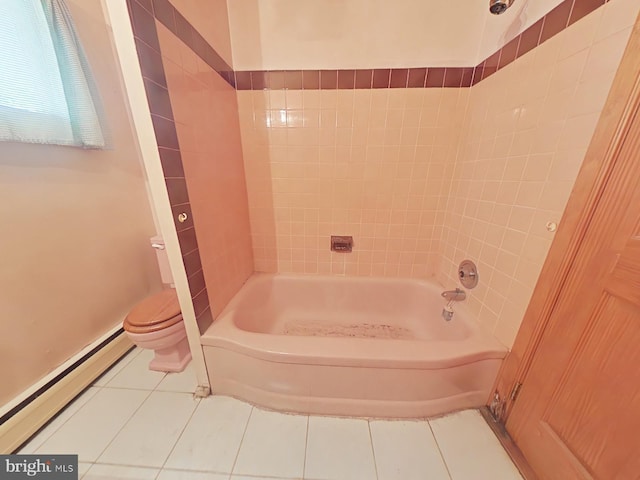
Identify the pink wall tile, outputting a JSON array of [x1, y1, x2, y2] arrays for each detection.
[[158, 24, 254, 318], [230, 0, 638, 351], [238, 87, 468, 278], [438, 2, 636, 348]]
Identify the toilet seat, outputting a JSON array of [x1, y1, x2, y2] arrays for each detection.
[[123, 289, 183, 334]]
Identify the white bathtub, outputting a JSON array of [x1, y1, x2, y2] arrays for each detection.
[[201, 274, 507, 418]]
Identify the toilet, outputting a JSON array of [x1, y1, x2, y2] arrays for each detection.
[[123, 236, 192, 372]]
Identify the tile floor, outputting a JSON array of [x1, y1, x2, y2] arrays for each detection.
[[19, 348, 523, 480]]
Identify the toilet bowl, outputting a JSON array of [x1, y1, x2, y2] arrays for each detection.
[[122, 236, 192, 372]]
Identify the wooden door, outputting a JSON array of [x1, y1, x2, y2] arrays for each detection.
[[505, 64, 640, 478]]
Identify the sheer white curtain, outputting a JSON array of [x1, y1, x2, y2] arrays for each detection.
[[0, 0, 108, 148]]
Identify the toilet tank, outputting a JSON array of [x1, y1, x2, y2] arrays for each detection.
[[150, 235, 174, 286]]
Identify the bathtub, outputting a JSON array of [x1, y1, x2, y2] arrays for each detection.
[[201, 274, 507, 418]]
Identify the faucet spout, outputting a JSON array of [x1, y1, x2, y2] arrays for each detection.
[[441, 288, 466, 302]]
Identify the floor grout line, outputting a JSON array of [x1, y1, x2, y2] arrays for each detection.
[[25, 349, 141, 454], [427, 419, 454, 480], [367, 420, 380, 480], [302, 415, 310, 479], [156, 392, 203, 474], [229, 405, 255, 476], [90, 388, 156, 465], [23, 386, 102, 454]]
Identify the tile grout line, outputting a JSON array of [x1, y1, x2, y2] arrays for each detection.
[[367, 420, 380, 480], [91, 387, 156, 466], [229, 405, 255, 477], [156, 391, 203, 474], [78, 462, 93, 480], [25, 387, 102, 454], [427, 419, 454, 480], [26, 348, 143, 453], [302, 415, 310, 479], [93, 347, 143, 387]]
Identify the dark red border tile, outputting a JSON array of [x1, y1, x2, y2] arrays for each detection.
[[143, 78, 173, 119], [355, 69, 373, 89], [540, 0, 573, 44], [338, 70, 356, 89], [498, 37, 519, 70], [390, 69, 409, 88], [285, 70, 303, 89], [268, 71, 286, 89], [517, 18, 543, 59], [174, 10, 194, 49], [196, 307, 213, 333], [407, 68, 427, 88], [372, 69, 390, 88], [190, 30, 209, 62], [461, 67, 474, 87], [426, 68, 445, 88], [303, 70, 320, 89], [152, 0, 175, 33], [482, 66, 497, 80], [251, 71, 267, 90], [482, 50, 501, 80], [320, 70, 338, 89], [130, 0, 160, 52], [158, 147, 184, 177], [235, 71, 251, 90], [472, 63, 484, 86], [134, 38, 166, 87], [177, 227, 199, 255], [192, 288, 209, 315], [165, 178, 190, 205], [182, 248, 202, 275], [187, 268, 206, 295], [151, 114, 179, 149], [484, 50, 501, 69], [569, 0, 605, 25], [443, 68, 463, 88], [135, 0, 153, 15]]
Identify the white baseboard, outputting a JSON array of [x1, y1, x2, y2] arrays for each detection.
[[0, 331, 133, 453]]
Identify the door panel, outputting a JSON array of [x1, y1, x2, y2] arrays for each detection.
[[506, 69, 640, 478], [541, 294, 640, 479]]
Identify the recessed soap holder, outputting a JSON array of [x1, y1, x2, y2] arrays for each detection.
[[459, 260, 479, 289], [331, 235, 353, 253]]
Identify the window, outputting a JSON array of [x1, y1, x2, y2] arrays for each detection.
[[0, 1, 107, 148]]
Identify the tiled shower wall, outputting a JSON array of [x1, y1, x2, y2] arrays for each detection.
[[128, 0, 252, 329], [157, 23, 254, 318], [237, 88, 467, 276], [438, 0, 639, 347], [236, 0, 638, 348]]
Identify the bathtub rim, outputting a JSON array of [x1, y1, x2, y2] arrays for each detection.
[[201, 273, 508, 370]]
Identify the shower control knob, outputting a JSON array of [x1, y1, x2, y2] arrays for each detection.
[[178, 212, 188, 223], [458, 260, 479, 289]]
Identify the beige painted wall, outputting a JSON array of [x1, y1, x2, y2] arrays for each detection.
[[438, 0, 639, 347], [227, 0, 564, 70], [0, 0, 161, 406], [171, 0, 233, 67]]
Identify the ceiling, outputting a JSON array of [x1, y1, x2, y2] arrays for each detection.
[[227, 0, 564, 71]]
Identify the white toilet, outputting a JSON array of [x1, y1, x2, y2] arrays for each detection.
[[122, 236, 191, 372]]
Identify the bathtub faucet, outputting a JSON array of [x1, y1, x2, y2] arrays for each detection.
[[441, 288, 466, 302], [441, 288, 465, 321]]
